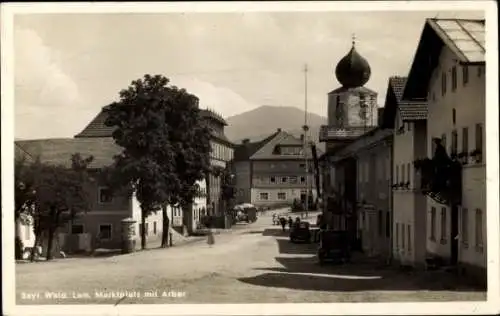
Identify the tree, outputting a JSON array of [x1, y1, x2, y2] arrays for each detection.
[[15, 154, 93, 261], [15, 157, 37, 259], [104, 74, 211, 250]]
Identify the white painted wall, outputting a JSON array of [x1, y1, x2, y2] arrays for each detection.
[[131, 194, 166, 242], [251, 188, 317, 206], [425, 45, 486, 268], [392, 114, 428, 266]]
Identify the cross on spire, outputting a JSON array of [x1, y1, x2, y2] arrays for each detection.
[[352, 33, 356, 47]]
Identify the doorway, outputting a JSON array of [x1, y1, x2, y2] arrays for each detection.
[[450, 205, 459, 265]]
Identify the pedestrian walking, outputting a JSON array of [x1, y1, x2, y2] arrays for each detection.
[[279, 217, 287, 232], [287, 216, 293, 231]]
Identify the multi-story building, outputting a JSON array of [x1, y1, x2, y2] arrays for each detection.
[[232, 132, 280, 204], [199, 109, 235, 216], [15, 137, 169, 253], [233, 128, 320, 208], [326, 126, 393, 257], [402, 18, 486, 283], [380, 76, 428, 267]]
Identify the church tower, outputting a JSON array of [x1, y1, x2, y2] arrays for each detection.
[[320, 36, 378, 152]]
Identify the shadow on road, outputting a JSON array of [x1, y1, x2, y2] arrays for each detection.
[[275, 238, 317, 255], [240, 240, 485, 293], [261, 228, 290, 237]]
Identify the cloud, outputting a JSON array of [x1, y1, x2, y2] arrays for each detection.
[[14, 28, 87, 139], [170, 76, 260, 117]]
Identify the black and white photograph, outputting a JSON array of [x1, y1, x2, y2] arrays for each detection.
[[1, 1, 498, 315]]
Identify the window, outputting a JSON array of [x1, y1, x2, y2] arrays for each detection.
[[300, 176, 306, 183], [461, 208, 468, 246], [407, 122, 412, 132], [441, 72, 447, 96], [407, 225, 412, 252], [475, 209, 483, 248], [259, 192, 269, 200], [270, 176, 276, 183], [451, 130, 458, 155], [430, 207, 436, 241], [99, 224, 112, 240], [402, 224, 405, 249], [385, 212, 390, 238], [299, 163, 305, 168], [440, 207, 447, 242], [441, 133, 447, 152], [462, 127, 469, 154], [153, 221, 157, 235], [462, 66, 469, 85], [289, 176, 298, 184], [395, 165, 399, 184], [281, 177, 288, 183], [144, 223, 149, 236], [395, 223, 399, 248], [98, 187, 113, 203], [402, 164, 406, 183], [452, 108, 456, 125], [277, 192, 286, 200], [475, 123, 483, 162], [378, 210, 383, 237], [71, 224, 84, 235], [406, 163, 411, 183], [451, 66, 457, 91], [477, 66, 483, 78]]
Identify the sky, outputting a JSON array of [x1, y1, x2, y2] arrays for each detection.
[[12, 8, 485, 140]]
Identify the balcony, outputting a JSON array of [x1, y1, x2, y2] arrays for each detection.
[[319, 125, 369, 142]]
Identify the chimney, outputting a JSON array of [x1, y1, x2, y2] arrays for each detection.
[[300, 134, 304, 141], [277, 128, 282, 132], [242, 138, 250, 144]]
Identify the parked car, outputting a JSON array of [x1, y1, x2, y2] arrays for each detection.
[[317, 230, 351, 265], [290, 221, 311, 243]]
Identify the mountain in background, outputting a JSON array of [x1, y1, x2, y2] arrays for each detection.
[[225, 105, 327, 150]]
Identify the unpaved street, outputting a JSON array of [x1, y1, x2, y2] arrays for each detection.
[[16, 210, 485, 304]]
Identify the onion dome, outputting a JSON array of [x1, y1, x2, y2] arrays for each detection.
[[335, 38, 371, 88]]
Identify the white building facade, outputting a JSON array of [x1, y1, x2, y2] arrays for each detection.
[[381, 76, 428, 267], [402, 18, 486, 283]]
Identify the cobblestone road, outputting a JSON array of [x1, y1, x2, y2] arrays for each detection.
[[16, 210, 485, 304]]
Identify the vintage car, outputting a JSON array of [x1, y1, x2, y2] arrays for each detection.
[[234, 203, 258, 223], [289, 221, 311, 243], [317, 230, 351, 265]]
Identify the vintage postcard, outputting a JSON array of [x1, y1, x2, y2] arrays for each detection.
[[1, 1, 498, 315]]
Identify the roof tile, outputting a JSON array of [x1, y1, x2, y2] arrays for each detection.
[[15, 138, 121, 169]]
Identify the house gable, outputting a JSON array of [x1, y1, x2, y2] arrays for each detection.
[[403, 18, 485, 101]]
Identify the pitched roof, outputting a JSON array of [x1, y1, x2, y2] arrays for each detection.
[[76, 107, 232, 145], [390, 76, 428, 120], [233, 131, 280, 161], [15, 138, 121, 169], [75, 110, 115, 138], [249, 131, 322, 160], [381, 77, 428, 128], [403, 18, 485, 100], [331, 128, 393, 162]]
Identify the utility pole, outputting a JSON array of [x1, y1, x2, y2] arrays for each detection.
[[302, 63, 309, 219]]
